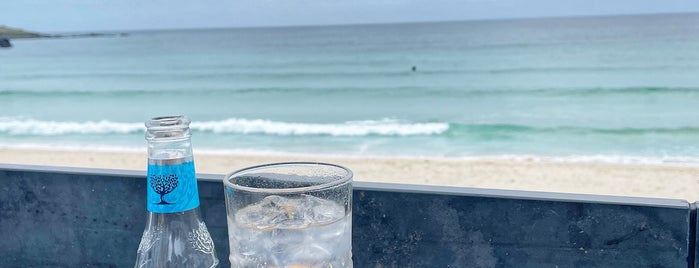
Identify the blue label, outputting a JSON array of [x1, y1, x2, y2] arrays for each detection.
[[147, 160, 200, 213]]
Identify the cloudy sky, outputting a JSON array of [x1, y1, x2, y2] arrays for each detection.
[[2, 0, 699, 33]]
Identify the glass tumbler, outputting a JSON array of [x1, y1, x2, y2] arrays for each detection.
[[223, 162, 353, 268]]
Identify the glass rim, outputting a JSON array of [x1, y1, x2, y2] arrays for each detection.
[[223, 162, 353, 194]]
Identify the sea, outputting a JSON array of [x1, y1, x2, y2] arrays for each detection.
[[1, 13, 699, 165]]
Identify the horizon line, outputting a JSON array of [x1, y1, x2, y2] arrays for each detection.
[[47, 11, 699, 35]]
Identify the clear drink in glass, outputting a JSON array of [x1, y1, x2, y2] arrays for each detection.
[[224, 162, 353, 268]]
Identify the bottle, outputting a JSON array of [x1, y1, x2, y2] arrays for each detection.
[[135, 115, 219, 268]]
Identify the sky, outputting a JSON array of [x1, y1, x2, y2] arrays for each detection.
[[1, 0, 699, 33]]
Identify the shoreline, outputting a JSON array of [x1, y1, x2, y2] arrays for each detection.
[[3, 143, 697, 167], [2, 147, 699, 201]]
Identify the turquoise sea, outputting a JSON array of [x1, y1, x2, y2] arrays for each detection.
[[1, 13, 699, 164]]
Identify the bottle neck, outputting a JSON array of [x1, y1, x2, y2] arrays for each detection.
[[144, 115, 200, 214], [145, 115, 193, 160], [147, 137, 193, 160]]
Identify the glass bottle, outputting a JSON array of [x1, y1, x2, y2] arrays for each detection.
[[135, 115, 219, 268]]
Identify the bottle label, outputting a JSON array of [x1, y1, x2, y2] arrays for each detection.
[[147, 158, 200, 213]]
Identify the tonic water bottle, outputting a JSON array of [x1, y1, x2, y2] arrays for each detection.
[[135, 115, 219, 268]]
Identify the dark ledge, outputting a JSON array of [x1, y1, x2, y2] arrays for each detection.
[[0, 164, 693, 267]]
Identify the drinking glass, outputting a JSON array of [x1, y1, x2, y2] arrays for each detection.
[[223, 162, 353, 268]]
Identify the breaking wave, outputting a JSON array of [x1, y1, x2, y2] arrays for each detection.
[[0, 117, 449, 136]]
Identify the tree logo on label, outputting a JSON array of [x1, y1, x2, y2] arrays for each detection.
[[150, 174, 178, 205]]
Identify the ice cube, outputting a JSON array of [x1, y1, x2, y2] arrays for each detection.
[[309, 199, 345, 224], [235, 194, 345, 230]]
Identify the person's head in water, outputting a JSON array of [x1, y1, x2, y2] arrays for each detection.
[[412, 66, 416, 72]]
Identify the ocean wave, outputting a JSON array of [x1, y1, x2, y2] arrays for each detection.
[[0, 86, 399, 96], [454, 154, 699, 166], [192, 118, 449, 136], [0, 70, 449, 81], [0, 119, 143, 135], [2, 86, 697, 98], [0, 118, 449, 136], [1, 141, 697, 167], [484, 65, 699, 74], [446, 124, 699, 137], [2, 117, 698, 137], [5, 65, 696, 81]]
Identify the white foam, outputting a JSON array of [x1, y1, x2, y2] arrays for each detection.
[[451, 154, 699, 167], [1, 141, 697, 167], [0, 117, 448, 136], [0, 142, 145, 153], [192, 118, 449, 136], [158, 147, 699, 167], [0, 118, 143, 135]]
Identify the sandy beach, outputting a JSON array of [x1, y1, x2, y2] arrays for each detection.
[[1, 147, 699, 201]]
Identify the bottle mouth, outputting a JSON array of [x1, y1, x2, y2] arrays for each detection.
[[145, 115, 191, 140]]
